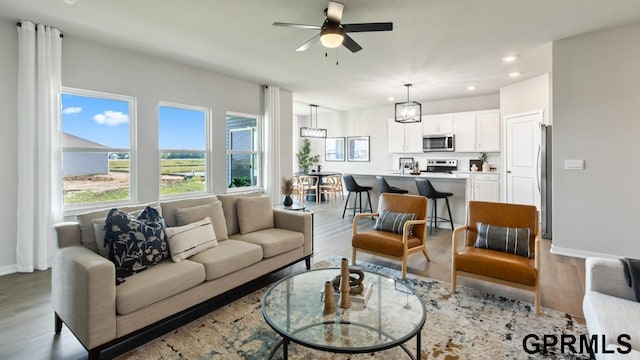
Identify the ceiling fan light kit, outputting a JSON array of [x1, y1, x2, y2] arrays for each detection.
[[300, 104, 327, 138], [320, 21, 344, 48], [274, 1, 392, 53], [395, 84, 422, 123]]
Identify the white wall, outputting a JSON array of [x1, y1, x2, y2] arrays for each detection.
[[0, 20, 19, 274], [500, 73, 551, 124], [0, 19, 292, 273], [552, 22, 640, 258], [295, 94, 499, 173], [62, 153, 109, 176]]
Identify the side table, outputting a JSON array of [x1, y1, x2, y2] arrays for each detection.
[[274, 203, 314, 253]]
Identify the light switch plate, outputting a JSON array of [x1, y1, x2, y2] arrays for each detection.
[[564, 159, 584, 170]]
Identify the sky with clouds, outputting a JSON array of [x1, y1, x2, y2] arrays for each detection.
[[61, 93, 205, 150]]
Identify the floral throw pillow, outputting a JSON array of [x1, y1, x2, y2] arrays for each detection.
[[104, 206, 170, 284]]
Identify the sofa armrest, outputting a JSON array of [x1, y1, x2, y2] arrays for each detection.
[[52, 246, 117, 350], [585, 257, 635, 301], [273, 209, 312, 256], [54, 222, 82, 248]]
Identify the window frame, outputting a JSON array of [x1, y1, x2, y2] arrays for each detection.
[[158, 101, 212, 199], [225, 111, 263, 193], [61, 87, 138, 214]]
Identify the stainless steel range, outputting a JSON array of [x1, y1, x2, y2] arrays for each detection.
[[424, 159, 458, 174]]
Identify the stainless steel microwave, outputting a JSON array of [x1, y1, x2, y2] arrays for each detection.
[[423, 134, 454, 152]]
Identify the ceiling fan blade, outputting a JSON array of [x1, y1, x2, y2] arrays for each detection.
[[342, 34, 362, 53], [343, 22, 393, 33], [296, 34, 320, 52], [326, 1, 344, 23], [273, 22, 321, 30]]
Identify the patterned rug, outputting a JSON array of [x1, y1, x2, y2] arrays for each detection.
[[118, 255, 589, 359]]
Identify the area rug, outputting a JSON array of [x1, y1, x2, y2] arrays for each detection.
[[118, 255, 589, 359]]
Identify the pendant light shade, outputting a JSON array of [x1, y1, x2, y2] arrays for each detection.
[[300, 104, 327, 138], [395, 84, 422, 123]]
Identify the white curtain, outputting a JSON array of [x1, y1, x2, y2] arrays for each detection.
[[16, 21, 63, 272], [264, 85, 281, 203]]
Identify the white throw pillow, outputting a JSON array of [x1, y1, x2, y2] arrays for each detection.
[[92, 218, 109, 257], [165, 217, 218, 262]]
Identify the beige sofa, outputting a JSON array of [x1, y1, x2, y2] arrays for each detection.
[[583, 257, 640, 359], [52, 191, 312, 359]]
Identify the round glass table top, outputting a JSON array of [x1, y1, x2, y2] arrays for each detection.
[[261, 268, 426, 353]]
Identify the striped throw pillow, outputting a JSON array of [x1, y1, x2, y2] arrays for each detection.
[[474, 222, 531, 258], [165, 217, 218, 262], [373, 210, 417, 235]]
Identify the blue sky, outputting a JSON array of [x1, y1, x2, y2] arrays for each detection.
[[61, 93, 205, 150]]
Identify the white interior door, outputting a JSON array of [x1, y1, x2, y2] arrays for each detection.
[[505, 112, 542, 209]]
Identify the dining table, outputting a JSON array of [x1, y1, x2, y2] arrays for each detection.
[[296, 171, 341, 202]]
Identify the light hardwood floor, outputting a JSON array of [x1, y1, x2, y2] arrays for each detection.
[[0, 199, 585, 359]]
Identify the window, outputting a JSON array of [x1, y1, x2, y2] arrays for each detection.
[[159, 103, 210, 196], [226, 113, 261, 189], [61, 89, 135, 206]]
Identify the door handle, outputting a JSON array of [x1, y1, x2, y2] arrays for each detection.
[[506, 170, 512, 174]]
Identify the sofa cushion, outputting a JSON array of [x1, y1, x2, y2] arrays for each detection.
[[583, 291, 640, 354], [373, 209, 417, 235], [115, 260, 205, 315], [160, 195, 218, 227], [216, 190, 262, 235], [77, 202, 159, 253], [174, 201, 228, 241], [104, 206, 170, 284], [166, 217, 218, 262], [474, 222, 530, 258], [231, 228, 304, 258], [237, 196, 274, 235], [188, 239, 263, 280]]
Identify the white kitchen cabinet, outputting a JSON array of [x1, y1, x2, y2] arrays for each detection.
[[453, 110, 500, 152], [475, 111, 500, 152], [469, 173, 500, 202], [452, 114, 476, 152], [388, 119, 422, 153], [422, 115, 453, 135]]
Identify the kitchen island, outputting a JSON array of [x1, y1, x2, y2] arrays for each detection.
[[348, 172, 470, 229]]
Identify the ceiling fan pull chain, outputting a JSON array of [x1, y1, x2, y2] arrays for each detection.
[[336, 49, 339, 66]]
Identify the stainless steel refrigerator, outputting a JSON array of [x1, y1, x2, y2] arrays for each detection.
[[540, 125, 552, 239]]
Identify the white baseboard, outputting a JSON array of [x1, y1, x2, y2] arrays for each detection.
[[549, 245, 621, 259], [0, 264, 18, 277]]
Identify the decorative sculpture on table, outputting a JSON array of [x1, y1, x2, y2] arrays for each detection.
[[331, 258, 365, 309], [323, 281, 336, 314]]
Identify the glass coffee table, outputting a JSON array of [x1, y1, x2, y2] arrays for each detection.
[[261, 268, 426, 359]]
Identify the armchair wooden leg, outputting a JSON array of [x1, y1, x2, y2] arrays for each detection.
[[535, 286, 541, 316], [352, 248, 357, 265], [422, 247, 431, 262], [401, 255, 408, 279], [451, 270, 457, 294]]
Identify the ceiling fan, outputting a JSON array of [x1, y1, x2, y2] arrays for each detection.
[[273, 1, 393, 53]]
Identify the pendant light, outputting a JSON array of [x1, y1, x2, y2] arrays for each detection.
[[395, 84, 422, 123], [300, 104, 327, 138]]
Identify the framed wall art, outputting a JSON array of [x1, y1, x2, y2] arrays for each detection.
[[325, 137, 345, 162], [347, 136, 370, 162]]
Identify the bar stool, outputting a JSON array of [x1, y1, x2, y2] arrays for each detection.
[[415, 178, 454, 235], [342, 174, 373, 219], [376, 176, 409, 194]]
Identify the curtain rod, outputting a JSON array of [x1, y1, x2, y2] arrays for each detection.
[[17, 22, 64, 38]]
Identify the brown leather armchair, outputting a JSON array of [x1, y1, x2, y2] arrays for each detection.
[[352, 193, 430, 279], [451, 201, 541, 315]]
